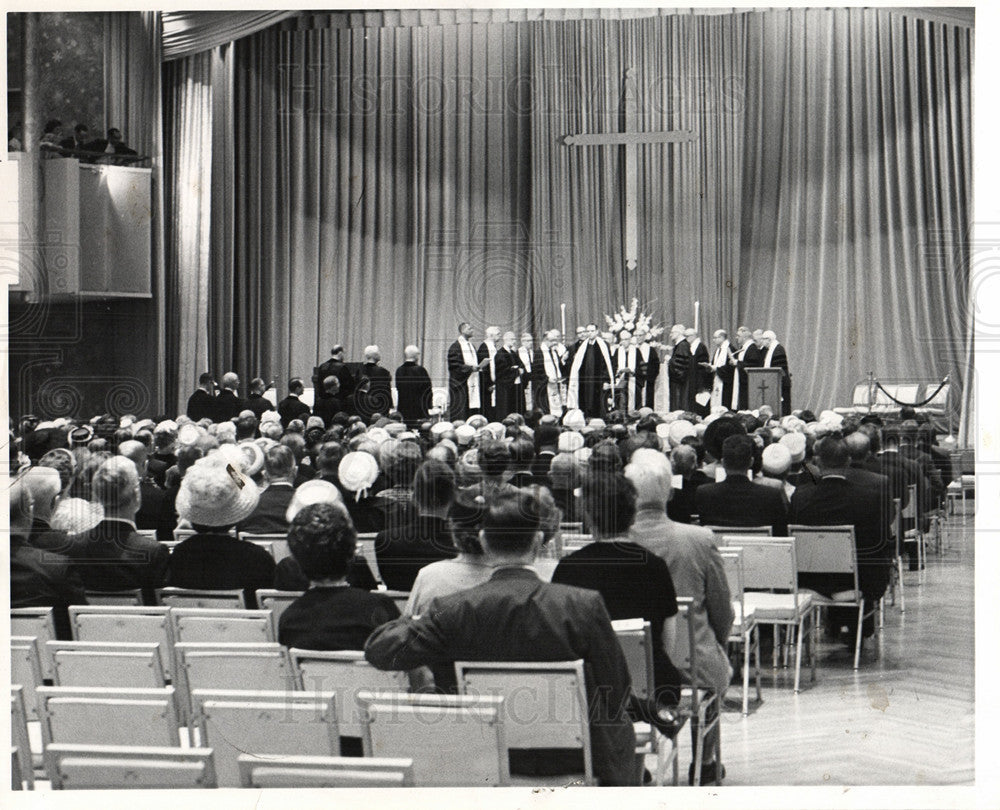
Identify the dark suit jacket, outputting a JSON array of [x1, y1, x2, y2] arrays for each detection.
[[136, 479, 176, 543], [667, 470, 713, 524], [394, 361, 432, 426], [237, 482, 296, 535], [375, 513, 457, 592], [789, 475, 892, 603], [354, 363, 393, 420], [313, 358, 356, 404], [364, 567, 639, 786], [166, 533, 276, 608], [215, 390, 249, 422], [64, 518, 169, 603], [694, 475, 789, 536], [312, 396, 347, 428], [735, 342, 763, 410], [667, 339, 691, 411], [186, 389, 218, 422], [278, 395, 311, 428], [11, 536, 88, 639], [247, 394, 273, 420], [493, 347, 526, 418]]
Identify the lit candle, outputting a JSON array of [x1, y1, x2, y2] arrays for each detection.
[[694, 300, 700, 333], [560, 303, 567, 339]]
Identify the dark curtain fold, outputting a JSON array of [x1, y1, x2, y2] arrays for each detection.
[[738, 8, 971, 421], [162, 9, 971, 423]]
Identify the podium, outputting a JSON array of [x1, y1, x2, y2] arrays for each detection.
[[746, 367, 783, 414]]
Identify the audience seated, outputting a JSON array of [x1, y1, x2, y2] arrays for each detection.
[[366, 488, 640, 786], [238, 445, 298, 534], [21, 465, 71, 553], [118, 439, 176, 542], [405, 489, 493, 615], [64, 457, 169, 603], [625, 448, 733, 784], [167, 455, 276, 607], [695, 435, 789, 535], [278, 502, 400, 651], [666, 444, 711, 524], [376, 459, 458, 592]]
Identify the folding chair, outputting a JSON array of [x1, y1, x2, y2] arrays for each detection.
[[239, 754, 415, 788], [156, 587, 246, 609], [726, 536, 814, 693], [48, 641, 166, 689], [11, 607, 57, 681], [611, 618, 679, 786], [240, 533, 291, 561], [173, 528, 198, 542], [11, 747, 24, 790], [83, 589, 144, 606], [559, 533, 593, 557], [45, 744, 217, 789], [11, 686, 34, 789], [669, 599, 724, 786], [174, 643, 295, 722], [887, 498, 905, 613], [255, 589, 304, 624], [247, 541, 275, 559], [455, 660, 595, 786], [358, 691, 509, 787], [169, 608, 275, 646], [380, 590, 411, 614], [355, 533, 384, 585], [191, 689, 338, 787], [68, 605, 174, 679], [901, 483, 926, 582], [289, 648, 409, 738], [790, 524, 881, 670], [11, 637, 44, 719], [717, 547, 762, 715], [135, 529, 159, 542], [707, 525, 772, 546], [37, 686, 184, 749]]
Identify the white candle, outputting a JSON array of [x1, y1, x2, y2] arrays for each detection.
[[560, 303, 567, 339], [694, 301, 700, 333]]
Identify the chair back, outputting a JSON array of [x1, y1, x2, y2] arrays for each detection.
[[134, 529, 159, 542], [156, 587, 246, 609], [240, 533, 291, 561], [11, 747, 24, 791], [669, 598, 696, 674], [37, 686, 183, 749], [255, 589, 304, 624], [289, 648, 408, 737], [10, 686, 34, 788], [11, 607, 57, 680], [83, 589, 143, 606], [174, 643, 295, 719], [173, 528, 198, 542], [49, 641, 166, 689], [892, 497, 903, 556], [707, 525, 772, 546], [790, 524, 859, 592], [901, 483, 918, 520], [68, 606, 173, 678], [726, 536, 798, 593], [358, 691, 508, 787], [191, 689, 338, 788], [170, 608, 275, 645], [45, 744, 216, 789], [559, 533, 593, 556], [355, 533, 384, 585], [11, 637, 44, 719], [717, 547, 747, 632], [454, 660, 592, 783], [611, 619, 653, 702], [238, 754, 414, 788]]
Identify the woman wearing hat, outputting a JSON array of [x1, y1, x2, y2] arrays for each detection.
[[166, 456, 276, 607]]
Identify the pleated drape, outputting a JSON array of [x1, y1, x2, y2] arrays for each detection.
[[162, 9, 971, 421]]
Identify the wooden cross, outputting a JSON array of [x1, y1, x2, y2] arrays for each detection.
[[563, 68, 697, 273], [756, 377, 770, 402]]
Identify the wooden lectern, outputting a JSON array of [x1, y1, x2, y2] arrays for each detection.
[[746, 368, 783, 414]]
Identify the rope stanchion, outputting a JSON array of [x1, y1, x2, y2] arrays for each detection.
[[873, 377, 949, 408]]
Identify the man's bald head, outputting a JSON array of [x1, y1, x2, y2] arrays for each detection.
[[20, 466, 62, 523], [845, 431, 871, 463], [118, 439, 149, 476]]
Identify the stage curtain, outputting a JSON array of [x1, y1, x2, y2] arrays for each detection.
[[161, 11, 298, 61], [162, 50, 222, 411], [527, 13, 746, 339], [739, 7, 972, 420]]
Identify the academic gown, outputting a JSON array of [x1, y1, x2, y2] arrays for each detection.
[[572, 340, 614, 419], [494, 347, 526, 418], [394, 361, 433, 427], [668, 340, 692, 412]]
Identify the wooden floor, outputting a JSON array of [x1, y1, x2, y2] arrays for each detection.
[[662, 510, 975, 787]]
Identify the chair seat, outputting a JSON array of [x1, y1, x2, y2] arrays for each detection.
[[798, 588, 860, 606], [743, 591, 812, 621]]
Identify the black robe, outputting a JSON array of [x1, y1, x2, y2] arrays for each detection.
[[667, 340, 691, 412], [494, 347, 526, 418], [573, 340, 613, 419], [354, 362, 393, 420], [687, 340, 712, 416], [394, 360, 433, 427], [735, 342, 763, 411], [447, 339, 479, 421]]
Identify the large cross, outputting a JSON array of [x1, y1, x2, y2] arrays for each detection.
[[563, 68, 697, 272], [756, 377, 770, 403]]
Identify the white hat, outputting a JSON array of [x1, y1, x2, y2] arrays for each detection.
[[176, 457, 260, 527], [637, 407, 653, 418], [562, 409, 585, 431], [761, 443, 792, 476], [557, 432, 585, 453], [237, 440, 266, 477], [466, 414, 488, 429], [655, 423, 672, 441], [286, 479, 345, 523], [573, 447, 592, 463], [779, 431, 807, 464], [366, 426, 390, 445], [455, 424, 477, 446], [49, 497, 104, 535], [154, 420, 178, 434], [177, 424, 202, 446], [588, 417, 606, 429], [384, 421, 406, 437], [486, 422, 506, 440], [260, 410, 281, 425], [338, 451, 380, 495], [430, 421, 452, 437], [668, 420, 695, 447]]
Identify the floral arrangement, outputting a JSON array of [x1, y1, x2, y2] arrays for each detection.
[[604, 298, 665, 350]]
